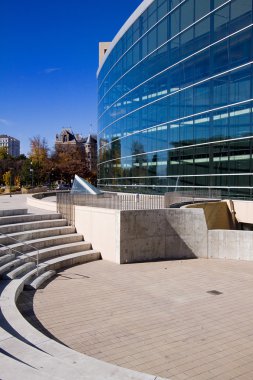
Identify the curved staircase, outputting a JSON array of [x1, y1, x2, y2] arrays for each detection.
[[0, 208, 164, 380], [0, 208, 100, 288]]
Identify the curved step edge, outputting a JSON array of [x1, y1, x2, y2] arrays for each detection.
[[0, 277, 166, 380]]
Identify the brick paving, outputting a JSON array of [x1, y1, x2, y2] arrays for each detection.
[[20, 258, 253, 380]]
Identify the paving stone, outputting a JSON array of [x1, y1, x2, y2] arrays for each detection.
[[19, 258, 253, 380]]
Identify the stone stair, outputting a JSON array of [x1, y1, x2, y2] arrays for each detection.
[[0, 208, 101, 287]]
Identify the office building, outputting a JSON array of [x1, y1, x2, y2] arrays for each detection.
[[97, 0, 253, 198]]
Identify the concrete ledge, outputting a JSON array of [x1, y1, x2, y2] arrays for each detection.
[[27, 195, 57, 212]]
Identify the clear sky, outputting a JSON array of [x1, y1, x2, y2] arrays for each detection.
[[0, 0, 142, 155]]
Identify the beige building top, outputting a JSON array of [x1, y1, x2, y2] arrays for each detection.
[[99, 42, 111, 67]]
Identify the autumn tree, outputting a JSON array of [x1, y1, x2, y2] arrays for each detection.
[[3, 171, 11, 187], [51, 144, 92, 184], [28, 136, 50, 185]]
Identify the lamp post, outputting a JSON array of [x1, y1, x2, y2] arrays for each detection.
[[9, 168, 13, 197], [30, 162, 34, 188]]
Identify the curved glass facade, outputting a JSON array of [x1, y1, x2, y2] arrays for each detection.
[[98, 0, 253, 198]]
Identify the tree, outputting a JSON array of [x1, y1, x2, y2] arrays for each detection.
[[14, 175, 21, 187], [0, 147, 8, 159], [29, 136, 50, 185], [29, 136, 49, 164], [3, 171, 11, 187], [51, 144, 92, 184]]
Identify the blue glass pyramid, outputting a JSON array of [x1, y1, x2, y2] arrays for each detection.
[[70, 175, 102, 195]]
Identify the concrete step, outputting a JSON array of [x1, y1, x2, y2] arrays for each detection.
[[24, 250, 101, 289], [45, 249, 101, 271], [0, 213, 62, 226], [0, 226, 76, 245], [0, 253, 15, 265], [5, 233, 84, 254], [27, 270, 56, 289], [0, 258, 25, 277], [26, 241, 92, 261], [23, 265, 48, 285], [5, 262, 36, 280], [0, 218, 68, 234], [0, 241, 93, 277], [26, 248, 102, 289], [0, 208, 27, 217]]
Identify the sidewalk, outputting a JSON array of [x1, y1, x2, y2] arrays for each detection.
[[0, 194, 56, 214]]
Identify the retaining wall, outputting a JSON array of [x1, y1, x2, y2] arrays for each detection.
[[74, 206, 207, 263]]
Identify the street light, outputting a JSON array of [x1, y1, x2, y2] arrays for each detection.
[[30, 162, 34, 187], [9, 168, 13, 197]]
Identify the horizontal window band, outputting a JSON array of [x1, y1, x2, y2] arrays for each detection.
[[98, 184, 253, 190], [98, 0, 232, 96], [98, 132, 253, 167], [99, 60, 253, 134], [98, 20, 250, 118]]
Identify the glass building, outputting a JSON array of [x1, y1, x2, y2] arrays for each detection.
[[97, 0, 253, 198]]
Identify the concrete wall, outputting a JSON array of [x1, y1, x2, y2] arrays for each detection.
[[120, 209, 200, 263], [165, 208, 208, 259], [75, 206, 121, 263], [74, 206, 207, 264], [208, 230, 253, 260]]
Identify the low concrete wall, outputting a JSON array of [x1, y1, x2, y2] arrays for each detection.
[[208, 230, 253, 260], [75, 206, 121, 263], [21, 186, 48, 194], [27, 195, 57, 212]]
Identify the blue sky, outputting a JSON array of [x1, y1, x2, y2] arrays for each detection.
[[0, 0, 142, 155]]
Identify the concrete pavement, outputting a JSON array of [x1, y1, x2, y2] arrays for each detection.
[[0, 194, 56, 214], [19, 258, 253, 380]]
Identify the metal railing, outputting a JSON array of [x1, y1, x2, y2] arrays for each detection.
[[57, 192, 165, 226], [165, 189, 222, 208], [0, 232, 39, 276]]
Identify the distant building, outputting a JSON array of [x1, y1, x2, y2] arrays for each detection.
[[55, 128, 97, 172], [0, 135, 20, 157], [84, 134, 97, 172]]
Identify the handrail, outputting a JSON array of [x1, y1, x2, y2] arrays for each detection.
[[0, 232, 39, 276]]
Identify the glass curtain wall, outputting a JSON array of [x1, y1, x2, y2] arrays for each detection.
[[97, 0, 253, 198]]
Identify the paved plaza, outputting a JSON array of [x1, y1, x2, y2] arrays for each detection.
[[19, 258, 253, 380]]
